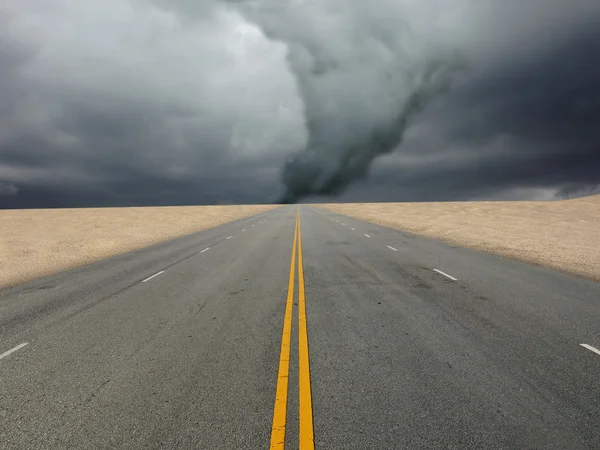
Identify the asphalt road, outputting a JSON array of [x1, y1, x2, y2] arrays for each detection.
[[1, 205, 599, 449]]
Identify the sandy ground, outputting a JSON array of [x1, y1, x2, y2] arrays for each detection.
[[0, 205, 278, 289], [318, 195, 600, 282]]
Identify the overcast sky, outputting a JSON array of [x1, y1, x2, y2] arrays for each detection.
[[1, 0, 599, 208]]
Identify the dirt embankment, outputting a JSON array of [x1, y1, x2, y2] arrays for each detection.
[[0, 205, 279, 288], [318, 195, 600, 282]]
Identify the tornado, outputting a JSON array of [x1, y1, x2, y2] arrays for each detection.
[[231, 1, 464, 204], [276, 59, 462, 203]]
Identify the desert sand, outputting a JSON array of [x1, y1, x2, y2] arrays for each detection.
[[318, 195, 600, 282], [0, 205, 278, 288]]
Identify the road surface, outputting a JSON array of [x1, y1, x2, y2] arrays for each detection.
[[1, 206, 599, 449]]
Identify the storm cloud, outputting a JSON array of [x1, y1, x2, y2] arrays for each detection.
[[1, 0, 599, 207]]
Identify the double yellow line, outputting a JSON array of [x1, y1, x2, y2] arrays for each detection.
[[270, 209, 314, 449]]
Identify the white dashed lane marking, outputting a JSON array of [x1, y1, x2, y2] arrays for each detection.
[[433, 269, 458, 281], [580, 344, 600, 356], [0, 343, 29, 361], [142, 271, 164, 283]]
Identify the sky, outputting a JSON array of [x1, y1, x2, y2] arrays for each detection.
[[1, 0, 599, 208]]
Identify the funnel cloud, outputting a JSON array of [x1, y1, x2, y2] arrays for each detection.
[[277, 59, 462, 203], [234, 1, 464, 203]]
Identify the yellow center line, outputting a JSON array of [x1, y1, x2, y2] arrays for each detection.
[[297, 211, 315, 449], [270, 214, 298, 449], [270, 209, 315, 449]]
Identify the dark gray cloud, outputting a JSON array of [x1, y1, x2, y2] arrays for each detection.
[[1, 0, 599, 208], [347, 20, 600, 202], [0, 0, 303, 208], [0, 182, 18, 197]]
